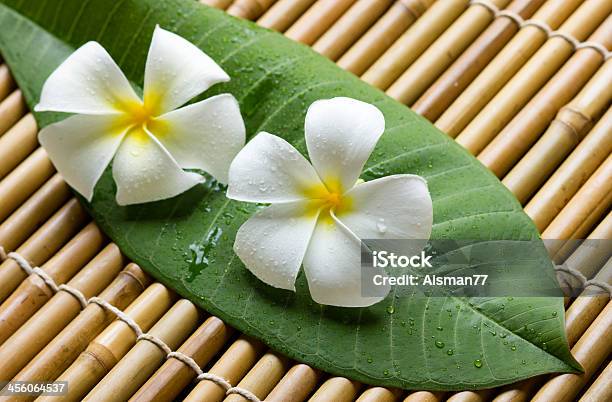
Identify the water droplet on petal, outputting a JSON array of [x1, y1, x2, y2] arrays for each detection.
[[377, 218, 387, 234]]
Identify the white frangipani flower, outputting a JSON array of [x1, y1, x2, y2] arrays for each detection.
[[227, 97, 433, 307], [35, 26, 245, 205]]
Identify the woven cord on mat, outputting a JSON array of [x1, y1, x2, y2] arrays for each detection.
[[471, 0, 611, 60], [0, 246, 263, 402], [555, 264, 612, 297]]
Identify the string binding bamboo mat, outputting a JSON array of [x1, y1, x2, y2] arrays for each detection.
[[0, 0, 610, 401]]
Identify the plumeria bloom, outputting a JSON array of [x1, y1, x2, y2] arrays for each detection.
[[227, 97, 433, 307], [35, 26, 245, 205]]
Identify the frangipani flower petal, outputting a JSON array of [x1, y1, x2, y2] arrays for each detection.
[[234, 202, 319, 291], [305, 97, 385, 192], [303, 214, 390, 307], [144, 26, 230, 115], [38, 114, 129, 201], [112, 128, 204, 205], [228, 132, 323, 203], [152, 94, 245, 184], [338, 175, 433, 240], [35, 42, 140, 115]]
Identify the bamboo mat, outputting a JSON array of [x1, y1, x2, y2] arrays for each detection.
[[0, 0, 611, 401]]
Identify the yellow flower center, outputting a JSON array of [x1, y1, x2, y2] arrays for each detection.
[[303, 178, 353, 224], [113, 91, 168, 141], [119, 99, 155, 128], [324, 192, 342, 210]]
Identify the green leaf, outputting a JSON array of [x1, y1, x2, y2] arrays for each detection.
[[0, 0, 581, 390]]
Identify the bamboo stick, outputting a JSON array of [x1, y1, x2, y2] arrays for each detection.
[[483, 19, 612, 179], [338, 0, 434, 76], [579, 359, 612, 402], [402, 391, 444, 401], [308, 377, 362, 402], [446, 390, 492, 402], [199, 0, 233, 10], [130, 316, 234, 402], [554, 213, 612, 279], [227, 0, 277, 20], [356, 387, 403, 402], [258, 0, 317, 33], [83, 299, 199, 402], [412, 0, 546, 121], [455, 0, 612, 154], [552, 243, 609, 287], [0, 64, 15, 102], [0, 175, 70, 252], [0, 244, 123, 381], [0, 148, 55, 222], [525, 108, 612, 231], [285, 0, 356, 45], [435, 0, 584, 136], [266, 364, 322, 402], [312, 0, 394, 61], [558, 216, 611, 313], [0, 90, 25, 137], [531, 301, 612, 402], [581, 207, 612, 240], [494, 76, 612, 186], [542, 154, 612, 241], [503, 61, 612, 202], [0, 114, 37, 179], [387, 0, 512, 105], [0, 199, 87, 303], [184, 336, 266, 402], [223, 350, 291, 401], [491, 380, 542, 402], [592, 257, 611, 285], [362, 0, 469, 90], [27, 275, 165, 402], [554, 192, 611, 244], [0, 222, 104, 345]]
